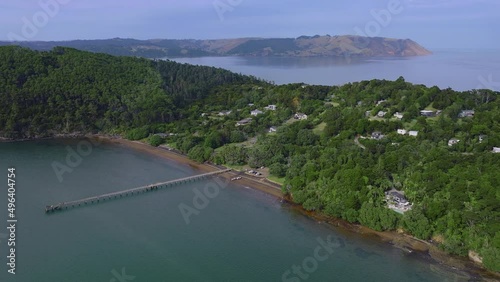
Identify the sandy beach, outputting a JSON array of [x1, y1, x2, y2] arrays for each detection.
[[97, 136, 285, 198]]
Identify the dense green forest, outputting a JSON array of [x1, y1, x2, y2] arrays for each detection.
[[0, 47, 499, 272], [0, 46, 261, 138]]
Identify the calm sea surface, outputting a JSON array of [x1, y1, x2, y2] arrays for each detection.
[[0, 140, 472, 281], [167, 49, 500, 91]]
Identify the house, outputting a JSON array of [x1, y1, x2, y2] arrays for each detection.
[[448, 138, 460, 147], [393, 112, 404, 119], [251, 109, 264, 116], [371, 131, 385, 140], [269, 126, 277, 133], [492, 147, 500, 153], [479, 135, 487, 143], [420, 110, 436, 117], [385, 189, 412, 213], [236, 118, 252, 126], [218, 110, 232, 116], [408, 131, 419, 137], [248, 103, 255, 107], [365, 111, 372, 117], [376, 100, 387, 106], [294, 113, 308, 120], [264, 105, 277, 111], [397, 129, 407, 135], [377, 111, 387, 118], [459, 110, 475, 118]]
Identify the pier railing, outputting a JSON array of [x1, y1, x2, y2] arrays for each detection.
[[45, 169, 231, 213]]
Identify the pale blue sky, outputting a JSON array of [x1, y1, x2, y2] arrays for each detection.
[[1, 0, 499, 49]]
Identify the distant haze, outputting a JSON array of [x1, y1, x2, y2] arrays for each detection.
[[1, 0, 499, 49]]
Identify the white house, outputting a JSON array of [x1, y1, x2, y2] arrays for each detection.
[[236, 118, 252, 126], [218, 110, 232, 116], [294, 113, 308, 120], [251, 110, 264, 116], [448, 138, 460, 147], [492, 147, 500, 153], [409, 131, 419, 137], [420, 110, 436, 117], [264, 105, 277, 111], [459, 110, 475, 118], [269, 126, 277, 133], [377, 111, 387, 118], [376, 100, 387, 106], [371, 132, 385, 140], [393, 112, 404, 119], [397, 129, 407, 135]]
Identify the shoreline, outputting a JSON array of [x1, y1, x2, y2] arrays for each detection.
[[3, 135, 499, 280], [100, 136, 498, 280]]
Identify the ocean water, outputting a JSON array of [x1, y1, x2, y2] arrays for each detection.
[[167, 49, 500, 91], [0, 140, 472, 281]]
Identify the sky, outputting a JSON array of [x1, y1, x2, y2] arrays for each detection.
[[1, 0, 499, 49]]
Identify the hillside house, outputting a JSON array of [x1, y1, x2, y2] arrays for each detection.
[[459, 110, 475, 118], [385, 189, 412, 213], [420, 110, 436, 117], [269, 126, 277, 133], [251, 110, 264, 116], [409, 131, 419, 137], [294, 113, 308, 120], [448, 138, 460, 147], [377, 111, 387, 118], [397, 129, 407, 135], [393, 112, 404, 119], [219, 110, 232, 116], [236, 118, 252, 126], [371, 131, 385, 140], [265, 105, 277, 111], [493, 147, 500, 153]]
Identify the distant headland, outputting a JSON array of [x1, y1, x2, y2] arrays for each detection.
[[0, 35, 432, 58]]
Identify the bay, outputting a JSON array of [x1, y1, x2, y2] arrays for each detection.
[[0, 140, 472, 281], [167, 49, 500, 91]]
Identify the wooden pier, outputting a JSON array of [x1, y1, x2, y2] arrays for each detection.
[[45, 169, 231, 213]]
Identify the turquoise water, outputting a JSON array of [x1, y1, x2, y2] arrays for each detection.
[[0, 140, 471, 281]]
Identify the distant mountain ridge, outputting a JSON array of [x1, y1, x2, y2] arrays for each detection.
[[0, 35, 431, 58]]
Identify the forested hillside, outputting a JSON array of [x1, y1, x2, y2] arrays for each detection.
[[0, 47, 499, 272], [0, 46, 261, 138]]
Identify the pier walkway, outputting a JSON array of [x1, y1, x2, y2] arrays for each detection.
[[45, 169, 231, 213]]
